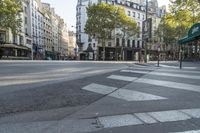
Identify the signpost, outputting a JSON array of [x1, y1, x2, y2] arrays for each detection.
[[180, 48, 183, 69], [142, 18, 152, 63], [157, 46, 160, 67]]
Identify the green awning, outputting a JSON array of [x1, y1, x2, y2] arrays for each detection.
[[178, 23, 200, 44]]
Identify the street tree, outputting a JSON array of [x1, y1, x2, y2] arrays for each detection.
[[85, 3, 119, 60], [156, 0, 200, 60], [0, 0, 22, 34], [155, 17, 177, 59], [116, 12, 139, 60], [85, 3, 139, 60]]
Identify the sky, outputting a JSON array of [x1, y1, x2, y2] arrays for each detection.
[[41, 0, 170, 31]]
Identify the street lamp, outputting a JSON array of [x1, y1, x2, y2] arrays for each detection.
[[179, 48, 183, 69], [157, 47, 160, 67], [144, 0, 148, 63]]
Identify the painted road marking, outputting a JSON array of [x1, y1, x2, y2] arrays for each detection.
[[181, 109, 200, 118], [135, 113, 158, 124], [98, 114, 143, 128], [98, 108, 200, 129], [107, 75, 137, 82], [148, 110, 191, 122], [121, 70, 200, 80], [109, 89, 167, 101], [82, 83, 166, 101], [82, 83, 117, 95], [136, 78, 200, 93], [121, 70, 149, 74], [157, 69, 200, 75], [171, 130, 200, 133], [149, 72, 200, 80], [159, 64, 197, 69]]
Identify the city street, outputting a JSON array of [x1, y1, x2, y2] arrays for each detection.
[[0, 61, 200, 133]]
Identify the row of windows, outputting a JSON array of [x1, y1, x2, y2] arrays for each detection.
[[127, 11, 145, 20], [116, 38, 143, 48], [32, 14, 43, 22], [117, 1, 145, 11]]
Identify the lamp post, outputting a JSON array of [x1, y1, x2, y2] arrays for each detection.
[[144, 0, 148, 63], [157, 47, 160, 67], [179, 48, 183, 69]]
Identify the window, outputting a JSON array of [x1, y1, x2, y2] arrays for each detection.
[[93, 43, 95, 47], [127, 40, 130, 47], [78, 34, 81, 42], [79, 25, 81, 32], [108, 42, 112, 47], [142, 41, 145, 48], [133, 12, 135, 17], [25, 17, 28, 24], [24, 6, 27, 14], [132, 40, 135, 47], [137, 22, 140, 27], [116, 38, 120, 46], [25, 28, 28, 35], [128, 11, 131, 16], [88, 36, 92, 42], [122, 39, 125, 47], [143, 15, 145, 20], [137, 41, 140, 48], [138, 13, 140, 19]]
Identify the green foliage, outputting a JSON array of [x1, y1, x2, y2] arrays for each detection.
[[156, 17, 176, 45], [85, 3, 139, 60], [117, 10, 139, 39], [0, 0, 22, 34], [157, 0, 200, 47], [85, 3, 139, 41], [85, 3, 119, 40]]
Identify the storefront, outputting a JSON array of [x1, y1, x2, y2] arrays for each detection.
[[0, 43, 31, 60], [178, 23, 200, 61]]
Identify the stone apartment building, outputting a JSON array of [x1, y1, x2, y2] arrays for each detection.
[[0, 0, 32, 59], [76, 0, 166, 61], [0, 0, 69, 60]]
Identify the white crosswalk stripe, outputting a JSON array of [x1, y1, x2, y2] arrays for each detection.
[[159, 64, 197, 69], [84, 68, 200, 132], [109, 89, 167, 101], [121, 69, 200, 80], [107, 73, 200, 93], [171, 130, 200, 133], [157, 69, 200, 75], [82, 83, 117, 95], [98, 108, 200, 129], [107, 75, 137, 81], [136, 78, 200, 93], [82, 83, 167, 101], [121, 70, 150, 74]]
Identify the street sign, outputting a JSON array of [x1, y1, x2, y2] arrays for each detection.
[[142, 18, 152, 40]]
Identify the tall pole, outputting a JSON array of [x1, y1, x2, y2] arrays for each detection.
[[180, 48, 183, 69], [144, 0, 148, 63]]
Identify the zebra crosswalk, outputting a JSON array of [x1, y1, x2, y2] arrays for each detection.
[[171, 130, 200, 133], [80, 66, 200, 133], [97, 108, 200, 128]]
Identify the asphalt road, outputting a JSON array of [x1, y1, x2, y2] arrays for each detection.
[[0, 60, 200, 133], [0, 61, 129, 117]]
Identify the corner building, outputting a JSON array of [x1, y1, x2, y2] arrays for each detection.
[[76, 0, 166, 61]]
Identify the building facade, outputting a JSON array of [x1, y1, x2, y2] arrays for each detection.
[[68, 31, 77, 59], [0, 0, 69, 60], [0, 0, 32, 60], [41, 3, 54, 60], [76, 0, 166, 61], [31, 0, 44, 59], [61, 24, 69, 60]]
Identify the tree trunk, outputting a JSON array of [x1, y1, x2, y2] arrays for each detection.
[[102, 39, 105, 61], [121, 47, 123, 61]]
